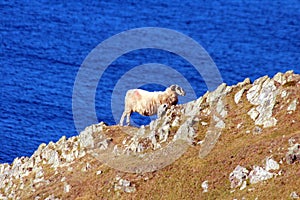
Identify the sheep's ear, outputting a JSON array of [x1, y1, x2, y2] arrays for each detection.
[[170, 85, 176, 91]]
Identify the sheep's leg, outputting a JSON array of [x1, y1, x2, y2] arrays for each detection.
[[119, 111, 126, 126], [126, 112, 131, 126]]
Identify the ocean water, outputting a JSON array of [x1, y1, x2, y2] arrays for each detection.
[[1, 0, 299, 163]]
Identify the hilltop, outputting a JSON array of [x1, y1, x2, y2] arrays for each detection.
[[1, 71, 299, 199]]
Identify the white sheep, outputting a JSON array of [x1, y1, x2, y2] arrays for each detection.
[[119, 85, 186, 126]]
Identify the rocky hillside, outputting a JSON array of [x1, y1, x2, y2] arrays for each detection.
[[1, 71, 300, 200]]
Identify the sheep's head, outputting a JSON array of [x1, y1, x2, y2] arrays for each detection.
[[169, 85, 186, 96]]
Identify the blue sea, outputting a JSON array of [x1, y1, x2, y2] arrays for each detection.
[[1, 0, 299, 163]]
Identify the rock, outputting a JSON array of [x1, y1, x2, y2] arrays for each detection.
[[237, 77, 251, 87], [252, 126, 262, 135], [234, 88, 246, 104], [201, 180, 208, 193], [96, 170, 102, 175], [97, 139, 111, 150], [158, 124, 170, 143], [79, 126, 95, 149], [148, 132, 161, 150], [248, 166, 274, 184], [287, 99, 298, 111], [216, 99, 227, 118], [229, 165, 249, 189], [81, 162, 91, 172], [288, 138, 296, 146], [265, 157, 280, 171], [273, 72, 287, 85], [215, 118, 226, 129], [246, 75, 269, 104], [173, 118, 195, 144], [157, 104, 168, 118], [124, 186, 136, 193], [137, 125, 145, 136], [201, 121, 208, 126], [240, 181, 247, 190], [172, 116, 180, 127], [246, 76, 278, 128], [114, 177, 136, 193], [255, 80, 278, 127], [64, 183, 71, 193], [290, 191, 300, 199], [45, 194, 60, 200], [207, 83, 227, 103], [248, 108, 259, 121], [124, 135, 145, 153], [286, 143, 300, 164], [281, 90, 287, 98], [183, 96, 204, 117], [261, 117, 277, 128]]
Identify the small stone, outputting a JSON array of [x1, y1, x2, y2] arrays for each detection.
[[119, 179, 131, 187], [246, 130, 251, 134], [237, 123, 242, 129], [201, 180, 209, 193], [201, 121, 208, 126], [290, 191, 300, 199], [281, 90, 287, 98], [248, 108, 259, 121], [253, 126, 262, 135], [265, 157, 280, 171], [124, 186, 136, 193], [287, 99, 298, 111], [215, 119, 226, 129], [96, 170, 102, 175], [240, 181, 247, 190], [64, 183, 71, 193]]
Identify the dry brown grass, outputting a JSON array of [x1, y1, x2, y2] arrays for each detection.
[[19, 77, 300, 200]]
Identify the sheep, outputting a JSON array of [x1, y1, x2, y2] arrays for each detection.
[[119, 85, 186, 126]]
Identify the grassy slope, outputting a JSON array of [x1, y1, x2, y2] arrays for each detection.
[[23, 78, 300, 200]]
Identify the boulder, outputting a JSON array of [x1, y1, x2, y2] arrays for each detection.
[[229, 165, 249, 189], [248, 166, 274, 184]]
